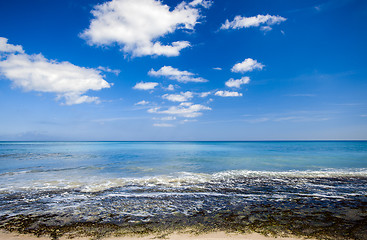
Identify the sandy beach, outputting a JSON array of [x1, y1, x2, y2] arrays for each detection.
[[0, 231, 315, 240]]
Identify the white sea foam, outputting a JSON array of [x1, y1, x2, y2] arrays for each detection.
[[1, 168, 366, 193]]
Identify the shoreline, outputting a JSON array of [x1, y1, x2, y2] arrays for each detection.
[[0, 230, 316, 240]]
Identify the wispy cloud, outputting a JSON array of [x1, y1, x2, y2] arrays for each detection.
[[135, 100, 150, 105], [189, 0, 213, 9], [180, 119, 197, 124], [153, 123, 174, 127], [164, 84, 175, 91], [244, 117, 270, 123], [199, 91, 212, 97], [215, 90, 243, 97], [93, 116, 149, 123], [220, 14, 286, 31], [154, 116, 176, 121], [286, 94, 316, 97], [243, 111, 332, 123], [97, 66, 120, 75]]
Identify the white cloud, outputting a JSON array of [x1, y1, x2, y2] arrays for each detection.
[[81, 0, 208, 57], [133, 81, 158, 90], [189, 0, 213, 9], [148, 103, 211, 118], [213, 67, 222, 70], [149, 66, 207, 83], [162, 91, 193, 102], [0, 37, 24, 54], [154, 116, 176, 121], [215, 90, 243, 97], [135, 100, 150, 105], [97, 66, 120, 75], [180, 102, 193, 107], [231, 58, 264, 73], [180, 119, 197, 123], [220, 14, 287, 30], [199, 91, 211, 97], [225, 76, 250, 88], [260, 26, 272, 32], [153, 123, 174, 127], [0, 39, 110, 105], [165, 84, 175, 91]]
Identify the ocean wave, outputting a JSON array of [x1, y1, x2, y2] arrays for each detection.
[[1, 168, 366, 193]]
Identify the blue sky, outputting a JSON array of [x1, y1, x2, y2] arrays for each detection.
[[0, 0, 366, 141]]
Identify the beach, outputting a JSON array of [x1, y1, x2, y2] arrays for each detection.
[[1, 141, 366, 240], [0, 230, 316, 240]]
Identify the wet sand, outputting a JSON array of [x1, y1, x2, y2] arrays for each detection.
[[0, 230, 315, 240]]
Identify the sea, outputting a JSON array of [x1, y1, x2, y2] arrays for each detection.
[[0, 141, 366, 239]]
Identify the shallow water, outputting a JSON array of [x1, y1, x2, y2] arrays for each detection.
[[0, 141, 366, 239]]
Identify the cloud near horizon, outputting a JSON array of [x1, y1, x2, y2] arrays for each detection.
[[148, 102, 211, 118], [0, 38, 111, 105], [153, 123, 175, 127], [81, 0, 210, 57], [135, 100, 150, 105]]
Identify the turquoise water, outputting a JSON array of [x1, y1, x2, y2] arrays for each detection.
[[1, 141, 366, 177], [1, 141, 366, 193], [0, 141, 367, 238]]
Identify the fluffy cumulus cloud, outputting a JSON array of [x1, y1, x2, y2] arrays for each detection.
[[149, 66, 207, 83], [0, 37, 24, 54], [215, 91, 243, 97], [148, 102, 211, 118], [225, 76, 250, 88], [81, 0, 209, 57], [133, 81, 159, 90], [0, 38, 111, 105], [231, 58, 264, 73], [221, 14, 286, 31], [162, 91, 193, 102]]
